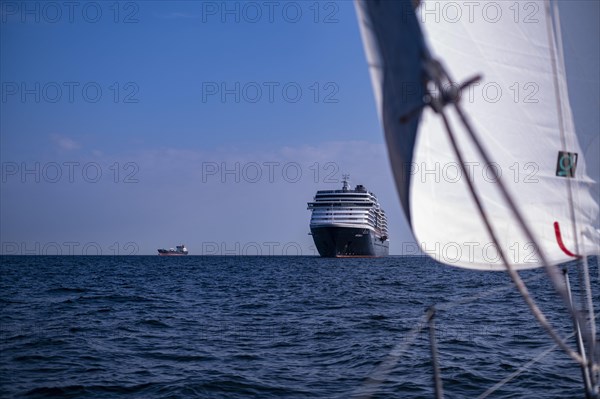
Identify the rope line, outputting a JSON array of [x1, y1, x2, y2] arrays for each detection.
[[453, 100, 587, 367], [435, 273, 547, 312], [477, 311, 599, 399], [353, 264, 599, 398], [476, 341, 562, 399], [423, 61, 588, 366], [427, 307, 444, 399], [546, 2, 597, 376], [351, 314, 428, 399]]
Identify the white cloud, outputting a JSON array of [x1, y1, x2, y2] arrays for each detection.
[[50, 134, 81, 151]]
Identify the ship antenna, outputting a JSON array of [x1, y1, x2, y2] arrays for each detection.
[[342, 174, 350, 191]]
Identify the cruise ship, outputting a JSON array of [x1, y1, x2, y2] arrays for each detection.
[[307, 175, 389, 257]]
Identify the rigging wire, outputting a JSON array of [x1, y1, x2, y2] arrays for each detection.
[[477, 340, 563, 399], [421, 55, 590, 368], [435, 273, 547, 312], [565, 268, 595, 397], [354, 272, 558, 398], [351, 314, 428, 399], [451, 98, 591, 368], [427, 307, 444, 399], [548, 0, 598, 386], [354, 1, 599, 396], [409, 2, 595, 368], [477, 311, 599, 399]]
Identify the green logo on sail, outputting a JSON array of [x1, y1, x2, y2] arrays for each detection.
[[556, 151, 578, 178]]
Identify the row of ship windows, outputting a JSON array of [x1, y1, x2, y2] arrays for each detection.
[[311, 217, 388, 226], [312, 209, 372, 212], [314, 195, 374, 198], [313, 208, 385, 215], [311, 215, 374, 222], [312, 213, 387, 225], [312, 212, 387, 223], [313, 202, 376, 206], [315, 197, 377, 204], [312, 214, 370, 218], [311, 220, 388, 232], [312, 214, 380, 221], [310, 202, 376, 207], [309, 204, 385, 212], [311, 220, 383, 227], [311, 211, 387, 219]]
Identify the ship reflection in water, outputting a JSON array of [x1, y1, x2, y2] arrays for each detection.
[[308, 175, 389, 257], [157, 244, 188, 256]]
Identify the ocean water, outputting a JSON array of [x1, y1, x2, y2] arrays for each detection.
[[0, 255, 597, 398]]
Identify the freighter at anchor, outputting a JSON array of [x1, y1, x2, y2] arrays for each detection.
[[308, 175, 389, 257], [157, 244, 188, 256]]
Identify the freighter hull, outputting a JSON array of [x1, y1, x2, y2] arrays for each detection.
[[157, 245, 188, 256], [310, 226, 389, 257]]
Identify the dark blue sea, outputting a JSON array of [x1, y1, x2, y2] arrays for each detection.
[[1, 256, 598, 398]]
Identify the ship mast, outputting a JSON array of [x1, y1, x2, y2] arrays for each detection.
[[342, 174, 350, 191]]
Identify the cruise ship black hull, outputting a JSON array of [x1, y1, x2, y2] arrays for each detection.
[[310, 226, 389, 257]]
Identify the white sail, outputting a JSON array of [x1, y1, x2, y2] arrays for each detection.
[[355, 0, 428, 223], [356, 0, 600, 270]]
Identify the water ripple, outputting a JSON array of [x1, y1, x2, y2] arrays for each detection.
[[0, 255, 597, 398]]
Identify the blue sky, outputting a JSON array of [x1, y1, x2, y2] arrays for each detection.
[[1, 1, 598, 255]]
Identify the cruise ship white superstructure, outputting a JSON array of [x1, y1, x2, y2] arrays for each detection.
[[307, 176, 389, 257]]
